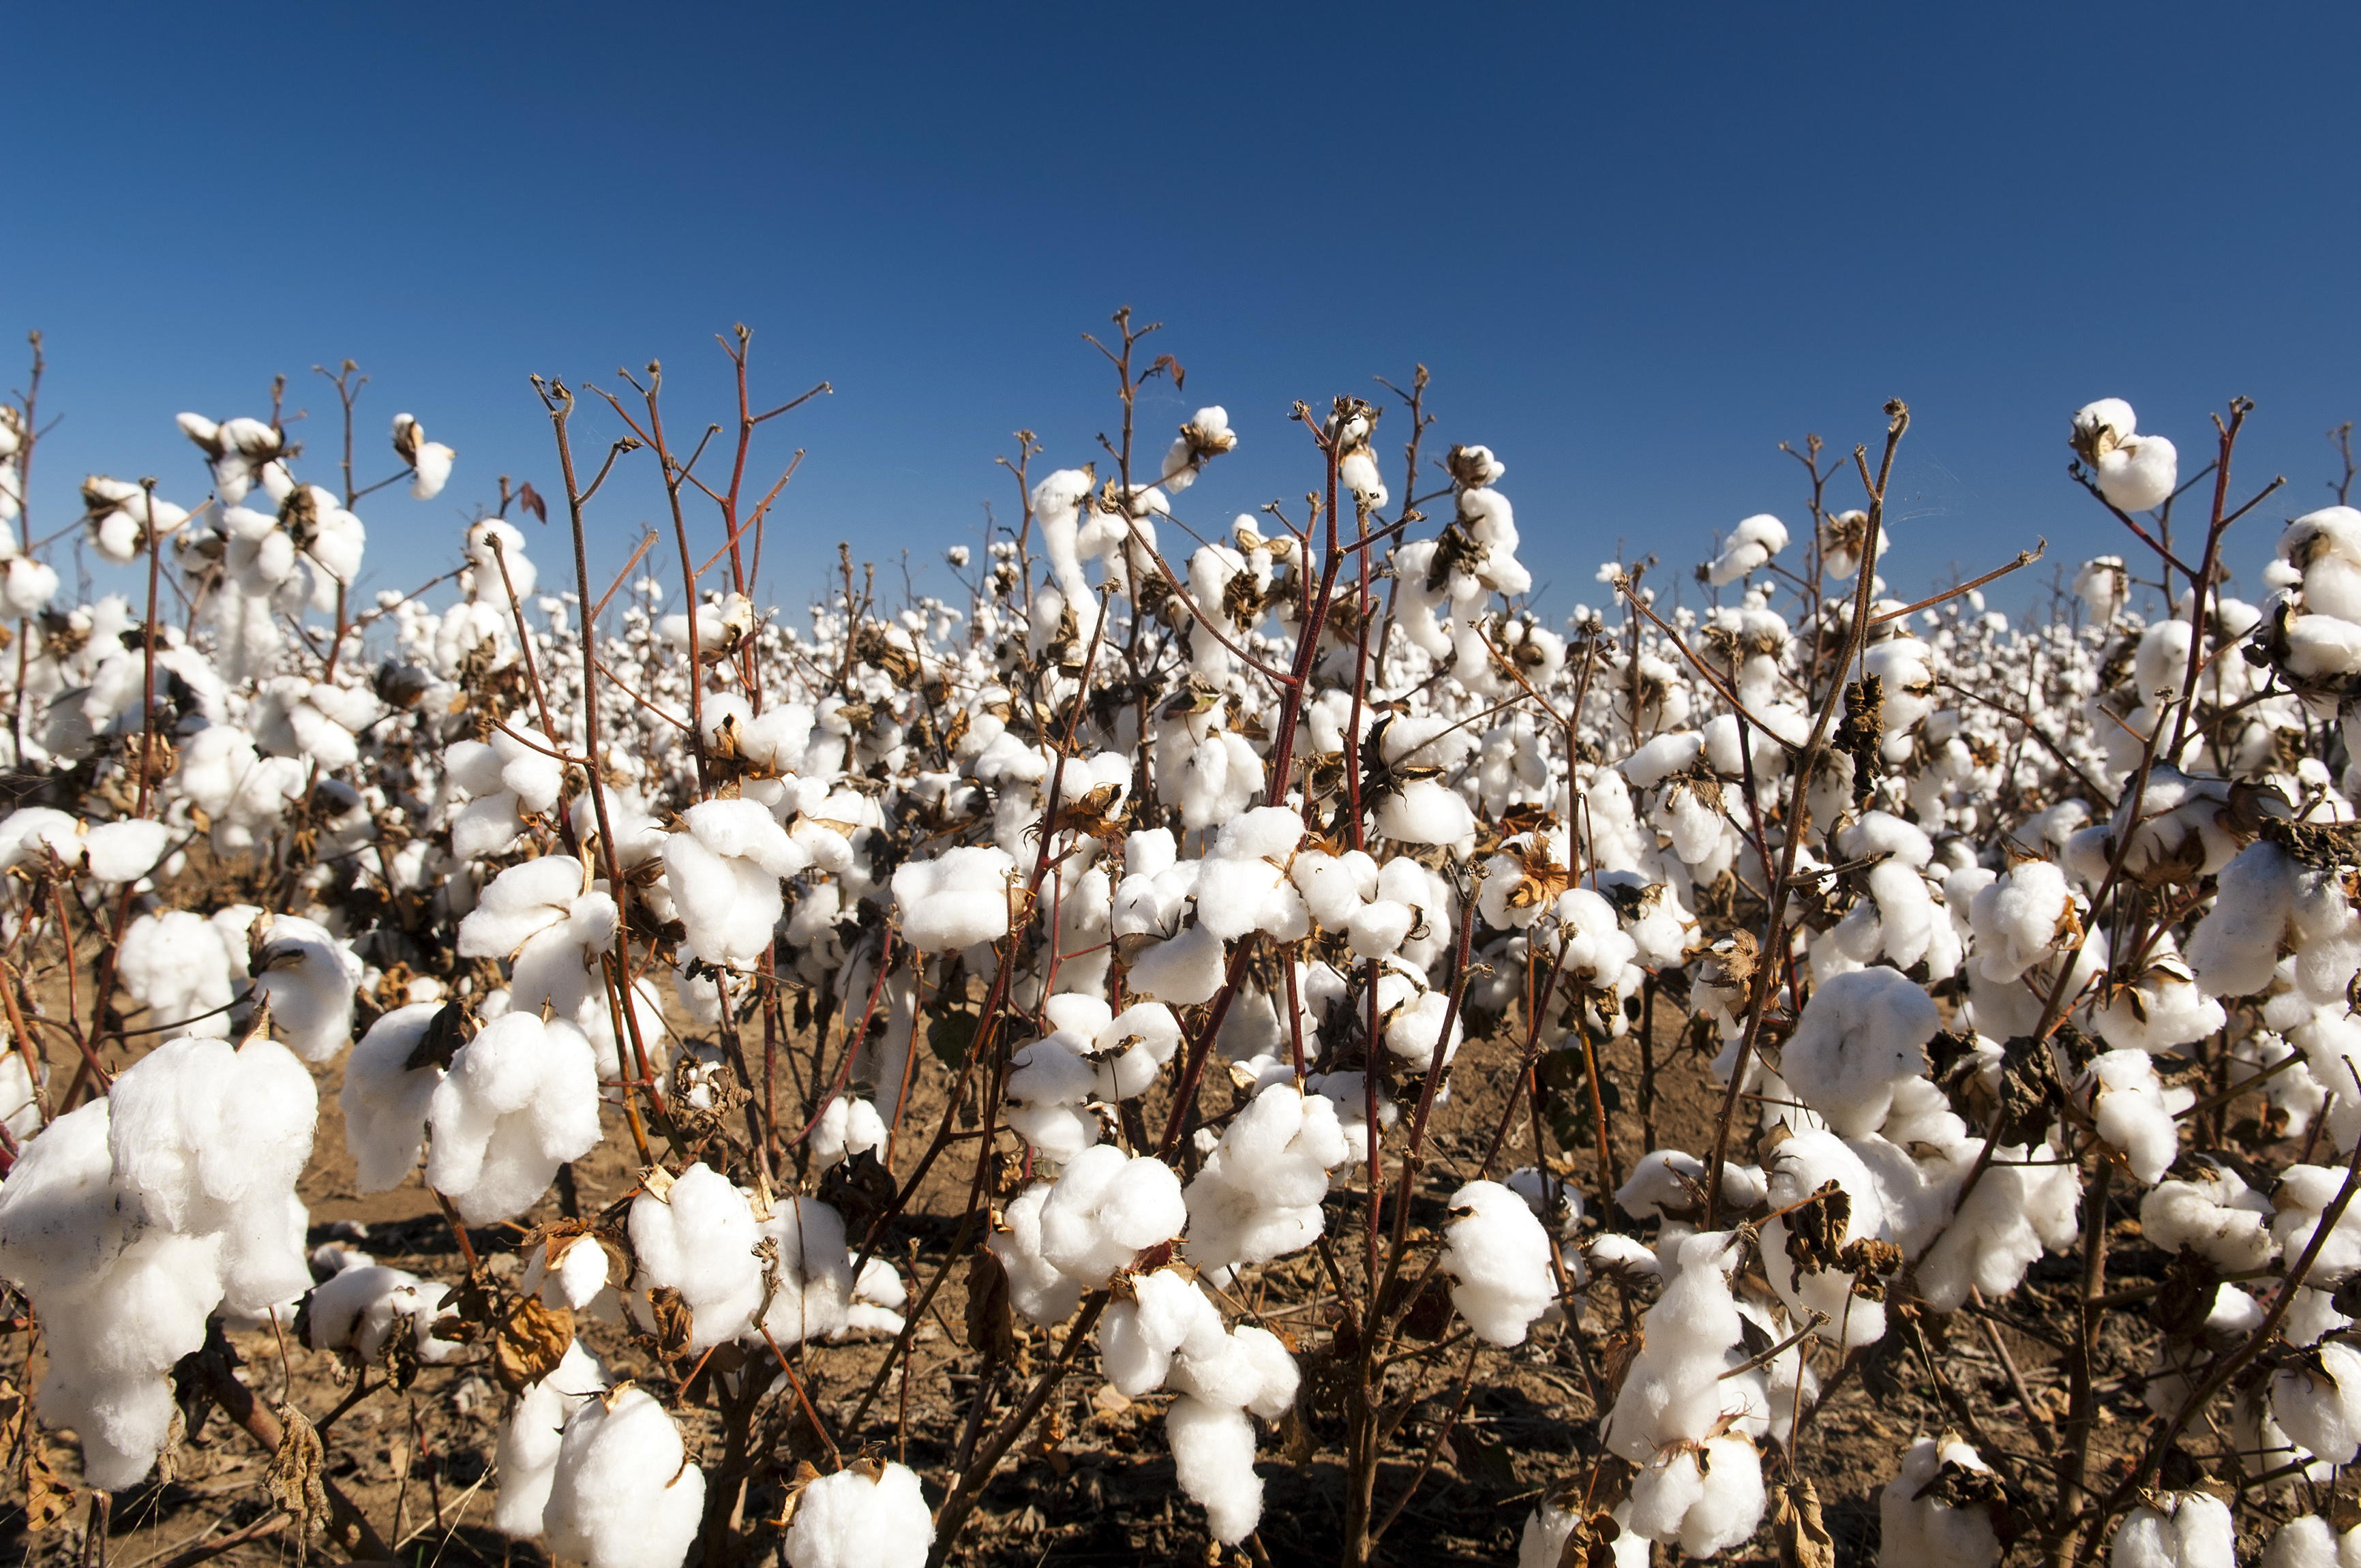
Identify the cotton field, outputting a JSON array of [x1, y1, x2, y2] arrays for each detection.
[[0, 318, 2356, 1567]]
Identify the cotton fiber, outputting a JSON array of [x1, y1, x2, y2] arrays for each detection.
[[424, 1010, 602, 1223], [783, 1461, 935, 1568], [543, 1387, 706, 1568]]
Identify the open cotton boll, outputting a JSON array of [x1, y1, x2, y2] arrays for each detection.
[[1439, 1179, 1555, 1345], [628, 1164, 764, 1353], [84, 819, 168, 884], [751, 1196, 856, 1348], [494, 1340, 607, 1539], [1126, 918, 1226, 1006], [543, 1387, 706, 1568], [2260, 1516, 2361, 1568], [1520, 1499, 1649, 1568], [1777, 965, 1940, 1138], [1182, 1081, 1352, 1281], [1760, 1131, 1892, 1350], [2270, 1340, 2361, 1464], [1878, 1436, 2000, 1568], [1167, 1396, 1263, 1545], [1916, 1143, 2081, 1311], [1614, 1148, 1766, 1220], [302, 1264, 458, 1366], [2111, 1491, 2234, 1568], [1037, 1145, 1186, 1284], [1707, 514, 1788, 585], [809, 1096, 889, 1169], [1098, 1265, 1223, 1396], [891, 844, 1017, 951], [2139, 1159, 2277, 1271], [424, 1012, 602, 1224], [1293, 847, 1378, 929], [2084, 1049, 2181, 1185], [2073, 400, 2179, 515], [782, 1461, 935, 1568], [247, 914, 364, 1061], [987, 1184, 1085, 1325], [2272, 1164, 2361, 1285], [1375, 777, 1476, 849], [340, 1001, 448, 1191], [117, 909, 237, 1038]]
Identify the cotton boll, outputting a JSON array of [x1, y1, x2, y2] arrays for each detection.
[[2271, 1340, 2361, 1464], [2272, 1164, 2361, 1286], [1184, 1081, 1352, 1281], [1916, 1144, 2081, 1311], [543, 1387, 706, 1568], [1167, 1395, 1263, 1545], [2084, 1049, 2180, 1185], [1439, 1180, 1555, 1345], [782, 1462, 935, 1568], [1038, 1145, 1186, 1284], [1126, 919, 1226, 1006], [340, 1001, 447, 1192], [1375, 777, 1475, 849], [752, 1196, 856, 1348], [1759, 1131, 1891, 1350], [808, 1096, 889, 1169], [117, 909, 237, 1039], [84, 819, 168, 884], [247, 914, 364, 1061], [1708, 514, 1788, 585], [988, 1184, 1084, 1325], [891, 844, 1018, 952], [494, 1340, 607, 1539], [2073, 401, 2180, 514], [2111, 1491, 2233, 1568], [1778, 966, 1940, 1138], [424, 1012, 602, 1224], [2139, 1159, 2277, 1271], [302, 1265, 458, 1366], [628, 1164, 763, 1354], [2261, 1517, 2345, 1568], [1878, 1436, 2000, 1568]]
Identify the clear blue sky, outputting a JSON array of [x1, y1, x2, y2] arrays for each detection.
[[10, 3, 2358, 624]]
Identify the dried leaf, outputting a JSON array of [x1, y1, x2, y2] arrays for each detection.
[[1773, 1478, 1835, 1568], [964, 1246, 1014, 1366], [492, 1294, 575, 1393], [648, 1286, 695, 1359], [517, 481, 547, 524], [1781, 1179, 1852, 1289], [265, 1401, 329, 1546]]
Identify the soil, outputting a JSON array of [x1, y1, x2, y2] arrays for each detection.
[[0, 983, 2261, 1568]]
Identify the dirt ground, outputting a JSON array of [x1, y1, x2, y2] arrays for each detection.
[[0, 985, 2245, 1568]]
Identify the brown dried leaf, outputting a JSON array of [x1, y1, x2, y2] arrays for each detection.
[[265, 1401, 329, 1545], [493, 1295, 575, 1393], [1781, 1180, 1851, 1290], [964, 1246, 1014, 1366], [648, 1286, 694, 1360], [1772, 1479, 1835, 1568]]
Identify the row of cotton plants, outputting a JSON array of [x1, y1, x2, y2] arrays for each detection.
[[0, 327, 2351, 1567]]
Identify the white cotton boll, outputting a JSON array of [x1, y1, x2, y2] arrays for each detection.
[[753, 1196, 856, 1348], [2273, 1164, 2361, 1285], [1440, 1180, 1556, 1346], [1917, 1145, 2081, 1312], [1293, 849, 1378, 929], [1613, 1149, 1764, 1220], [1777, 965, 1940, 1137], [302, 1265, 458, 1366], [988, 1184, 1084, 1325], [663, 832, 781, 970], [1383, 980, 1462, 1073], [1708, 513, 1788, 585], [628, 1164, 763, 1354], [1970, 858, 2077, 984], [2075, 401, 2180, 515], [117, 910, 236, 1039], [1760, 1130, 1891, 1350], [3, 556, 57, 616], [424, 1012, 602, 1224], [891, 844, 1018, 952], [808, 1096, 889, 1169], [2188, 841, 2297, 999], [2139, 1160, 2277, 1271], [83, 820, 167, 884], [340, 1001, 447, 1192], [1183, 1081, 1351, 1279], [1126, 919, 1226, 1006], [2112, 1492, 2233, 1568], [2261, 1517, 2343, 1568], [1878, 1436, 2000, 1568], [2086, 1049, 2180, 1185], [543, 1387, 706, 1568], [782, 1462, 935, 1568], [1167, 1395, 1263, 1545], [494, 1340, 606, 1539], [1038, 1147, 1186, 1283], [2272, 1340, 2361, 1464], [2075, 556, 2130, 623], [247, 914, 364, 1061], [1376, 777, 1475, 849]]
